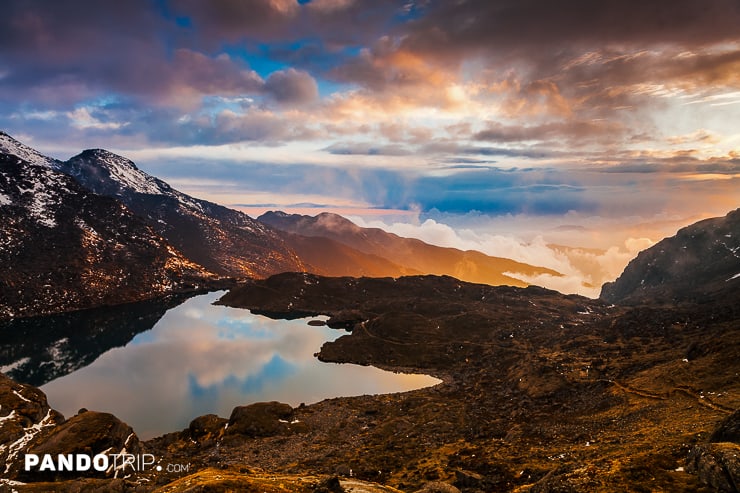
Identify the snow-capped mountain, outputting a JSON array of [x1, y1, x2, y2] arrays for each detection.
[[0, 131, 61, 170], [60, 149, 306, 278], [0, 152, 219, 319]]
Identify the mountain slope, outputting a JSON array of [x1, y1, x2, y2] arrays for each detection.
[[59, 149, 306, 278], [601, 208, 740, 304], [0, 131, 61, 169], [0, 153, 219, 319], [259, 211, 561, 287], [277, 231, 422, 278]]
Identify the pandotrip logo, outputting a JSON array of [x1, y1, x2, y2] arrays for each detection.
[[24, 453, 191, 475]]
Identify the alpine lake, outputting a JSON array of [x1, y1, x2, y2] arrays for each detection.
[[0, 291, 439, 439]]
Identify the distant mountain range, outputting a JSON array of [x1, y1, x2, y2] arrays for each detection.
[[0, 131, 560, 319], [259, 210, 561, 285]]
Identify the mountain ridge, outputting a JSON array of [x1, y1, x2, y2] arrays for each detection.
[[601, 208, 740, 304], [2, 131, 564, 293], [259, 210, 562, 287], [61, 148, 307, 278], [0, 152, 222, 319]]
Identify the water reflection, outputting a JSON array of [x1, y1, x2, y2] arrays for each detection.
[[0, 293, 193, 386], [39, 292, 439, 439]]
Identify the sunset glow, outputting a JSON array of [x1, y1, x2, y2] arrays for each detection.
[[2, 0, 739, 295]]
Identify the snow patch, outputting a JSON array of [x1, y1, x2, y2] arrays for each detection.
[[0, 357, 29, 374], [0, 478, 26, 487], [89, 151, 162, 195], [0, 410, 17, 424], [14, 167, 72, 227], [1, 409, 56, 473], [75, 218, 100, 237], [12, 390, 31, 403], [727, 272, 740, 282], [0, 192, 11, 206], [0, 132, 60, 169]]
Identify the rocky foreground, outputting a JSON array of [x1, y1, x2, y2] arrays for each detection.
[[1, 272, 738, 492]]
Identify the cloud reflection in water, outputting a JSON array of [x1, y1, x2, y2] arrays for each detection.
[[41, 292, 439, 439]]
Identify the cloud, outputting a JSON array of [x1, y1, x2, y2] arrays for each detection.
[[170, 0, 299, 42], [345, 213, 659, 298], [170, 0, 406, 48], [473, 120, 626, 146], [401, 0, 740, 60], [323, 142, 412, 156], [264, 68, 319, 104]]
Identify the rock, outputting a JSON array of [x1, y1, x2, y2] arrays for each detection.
[[189, 414, 227, 444], [0, 372, 62, 429], [687, 443, 740, 492], [414, 481, 462, 493], [453, 469, 484, 488], [226, 401, 294, 437], [710, 409, 740, 444], [335, 464, 352, 477], [0, 373, 64, 478], [17, 411, 140, 482], [526, 468, 578, 493], [314, 475, 345, 492]]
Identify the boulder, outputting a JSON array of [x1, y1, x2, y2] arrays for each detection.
[[189, 413, 227, 444], [0, 373, 64, 478], [710, 409, 740, 444], [687, 442, 740, 492], [226, 401, 294, 437], [18, 411, 140, 482]]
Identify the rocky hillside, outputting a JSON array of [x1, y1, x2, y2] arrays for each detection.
[[259, 211, 561, 287], [0, 131, 62, 170], [59, 149, 305, 278], [2, 269, 737, 491], [0, 153, 220, 320], [601, 208, 740, 304]]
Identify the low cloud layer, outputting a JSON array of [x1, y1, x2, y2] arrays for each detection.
[[348, 213, 668, 298]]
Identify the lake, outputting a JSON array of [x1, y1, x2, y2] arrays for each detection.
[[19, 292, 439, 439]]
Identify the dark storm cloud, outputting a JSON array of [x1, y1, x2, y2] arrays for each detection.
[[169, 0, 298, 41], [169, 0, 409, 47], [0, 0, 160, 55], [402, 0, 740, 60], [0, 0, 322, 108], [264, 68, 319, 104], [0, 0, 164, 105]]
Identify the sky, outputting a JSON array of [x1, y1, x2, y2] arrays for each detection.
[[2, 0, 740, 296]]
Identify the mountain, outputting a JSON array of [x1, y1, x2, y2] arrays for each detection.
[[601, 208, 740, 304], [0, 152, 219, 319], [0, 131, 62, 169], [2, 131, 563, 292], [59, 149, 305, 278], [275, 231, 422, 278], [259, 210, 561, 287]]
